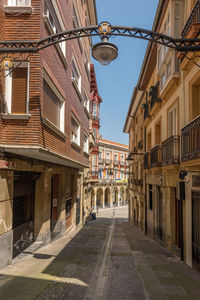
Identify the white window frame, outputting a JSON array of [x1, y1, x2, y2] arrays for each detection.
[[83, 91, 89, 112], [168, 105, 178, 136], [72, 58, 81, 93], [44, 4, 66, 58], [83, 132, 89, 153], [5, 62, 30, 114], [71, 114, 80, 146], [72, 3, 83, 52], [7, 0, 31, 6]]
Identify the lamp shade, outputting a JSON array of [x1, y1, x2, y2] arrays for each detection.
[[92, 41, 118, 65]]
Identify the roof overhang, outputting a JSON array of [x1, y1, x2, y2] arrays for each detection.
[[0, 145, 89, 169]]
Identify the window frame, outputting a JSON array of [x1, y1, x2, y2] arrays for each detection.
[[72, 57, 82, 94], [5, 62, 30, 115], [83, 132, 89, 154], [71, 114, 80, 147]]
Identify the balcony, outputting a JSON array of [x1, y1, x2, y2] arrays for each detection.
[[89, 171, 99, 179], [144, 152, 149, 169], [150, 145, 162, 168], [181, 0, 200, 38], [138, 140, 143, 150], [162, 135, 180, 165], [120, 160, 126, 166], [113, 160, 119, 165], [105, 159, 112, 165], [181, 115, 200, 161], [92, 115, 100, 122], [143, 103, 149, 121]]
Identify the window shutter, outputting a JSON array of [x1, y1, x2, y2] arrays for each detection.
[[11, 67, 27, 114], [43, 81, 60, 128]]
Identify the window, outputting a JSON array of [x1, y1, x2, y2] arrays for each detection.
[[106, 152, 110, 159], [149, 184, 153, 210], [160, 72, 165, 89], [121, 169, 124, 180], [114, 170, 118, 179], [83, 133, 89, 153], [93, 103, 98, 117], [168, 105, 177, 136], [72, 4, 83, 52], [114, 154, 118, 162], [7, 0, 31, 5], [121, 155, 124, 162], [71, 116, 80, 146], [5, 63, 29, 114], [83, 92, 89, 112], [166, 59, 172, 79], [99, 151, 102, 159], [84, 54, 90, 77], [72, 59, 81, 93], [44, 4, 66, 57], [43, 80, 65, 132]]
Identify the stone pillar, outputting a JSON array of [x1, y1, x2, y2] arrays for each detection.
[[94, 188, 97, 209], [116, 188, 120, 206], [0, 170, 13, 268], [102, 188, 105, 208], [110, 188, 113, 207]]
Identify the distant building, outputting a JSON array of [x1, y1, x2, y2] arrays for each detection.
[[92, 139, 129, 208]]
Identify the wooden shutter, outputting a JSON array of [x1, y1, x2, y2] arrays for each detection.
[[11, 67, 27, 114], [43, 81, 60, 128]]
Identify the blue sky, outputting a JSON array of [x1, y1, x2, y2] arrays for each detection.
[[92, 0, 159, 145]]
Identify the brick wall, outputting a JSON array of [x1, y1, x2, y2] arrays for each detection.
[[0, 0, 95, 168]]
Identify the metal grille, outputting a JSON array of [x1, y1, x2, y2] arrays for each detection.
[[13, 195, 34, 229]]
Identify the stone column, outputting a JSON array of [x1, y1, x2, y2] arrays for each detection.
[[102, 188, 105, 208], [94, 188, 97, 209], [110, 188, 113, 207], [116, 188, 120, 206]]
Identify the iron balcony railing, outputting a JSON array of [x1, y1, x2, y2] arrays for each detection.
[[144, 152, 149, 169], [162, 135, 180, 165], [181, 0, 200, 38], [150, 145, 162, 168], [143, 103, 148, 120], [181, 115, 200, 161], [90, 171, 99, 178], [92, 115, 100, 122]]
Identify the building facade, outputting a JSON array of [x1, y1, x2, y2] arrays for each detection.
[[91, 139, 129, 209], [0, 0, 97, 268], [124, 0, 200, 271]]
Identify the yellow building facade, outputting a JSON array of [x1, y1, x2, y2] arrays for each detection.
[[124, 0, 200, 271]]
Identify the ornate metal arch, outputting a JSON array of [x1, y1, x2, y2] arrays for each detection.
[[0, 23, 200, 53]]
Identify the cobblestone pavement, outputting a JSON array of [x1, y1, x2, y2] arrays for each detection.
[[0, 206, 200, 299]]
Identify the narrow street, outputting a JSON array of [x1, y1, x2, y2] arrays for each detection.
[[0, 206, 200, 300]]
